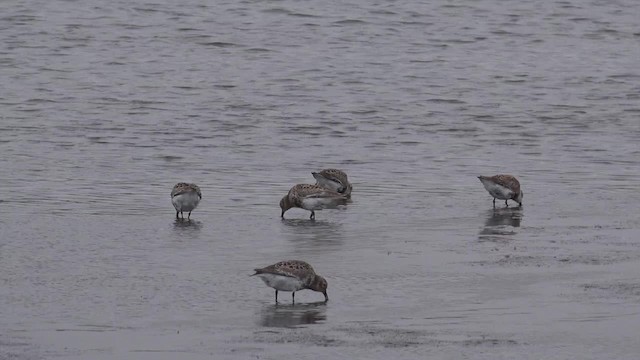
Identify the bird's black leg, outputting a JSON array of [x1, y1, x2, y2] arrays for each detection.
[[292, 292, 295, 304], [275, 290, 278, 303], [505, 199, 509, 207], [310, 211, 315, 220], [188, 211, 192, 220], [180, 211, 184, 219], [492, 198, 496, 207], [176, 210, 180, 219]]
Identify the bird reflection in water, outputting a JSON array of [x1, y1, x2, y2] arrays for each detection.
[[478, 207, 522, 241], [258, 301, 327, 328]]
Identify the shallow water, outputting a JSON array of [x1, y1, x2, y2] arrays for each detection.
[[1, 0, 640, 359]]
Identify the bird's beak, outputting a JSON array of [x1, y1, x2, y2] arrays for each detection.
[[323, 291, 328, 302]]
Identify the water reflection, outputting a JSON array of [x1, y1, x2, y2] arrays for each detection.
[[478, 208, 522, 240], [172, 218, 203, 232], [258, 302, 327, 328], [281, 219, 344, 251]]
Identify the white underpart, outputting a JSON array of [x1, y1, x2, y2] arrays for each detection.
[[479, 179, 513, 200], [300, 197, 338, 211], [171, 192, 200, 212], [258, 274, 305, 292]]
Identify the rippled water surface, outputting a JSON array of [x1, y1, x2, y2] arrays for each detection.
[[1, 0, 639, 359]]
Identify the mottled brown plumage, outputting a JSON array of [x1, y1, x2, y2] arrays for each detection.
[[483, 175, 520, 195], [254, 260, 317, 282], [253, 260, 329, 303], [478, 174, 523, 207], [171, 183, 202, 199]]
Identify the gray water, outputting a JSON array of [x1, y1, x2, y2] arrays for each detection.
[[1, 0, 639, 359]]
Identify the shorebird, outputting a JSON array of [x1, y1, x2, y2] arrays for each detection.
[[477, 175, 523, 207], [252, 260, 328, 303], [280, 184, 348, 220], [312, 169, 352, 198], [171, 182, 202, 220]]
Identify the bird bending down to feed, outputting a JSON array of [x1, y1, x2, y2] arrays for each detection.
[[280, 184, 349, 220], [477, 174, 523, 207], [252, 260, 328, 303]]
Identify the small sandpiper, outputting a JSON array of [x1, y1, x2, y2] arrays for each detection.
[[280, 184, 348, 220], [171, 182, 202, 220], [477, 175, 523, 207], [312, 168, 352, 198], [252, 260, 328, 303]]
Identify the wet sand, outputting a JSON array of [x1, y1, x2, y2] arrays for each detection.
[[2, 179, 639, 359]]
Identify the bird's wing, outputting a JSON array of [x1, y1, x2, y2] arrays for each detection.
[[294, 184, 344, 199], [491, 175, 520, 194], [255, 260, 315, 279], [171, 183, 188, 197], [171, 183, 201, 198], [319, 169, 348, 185]]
